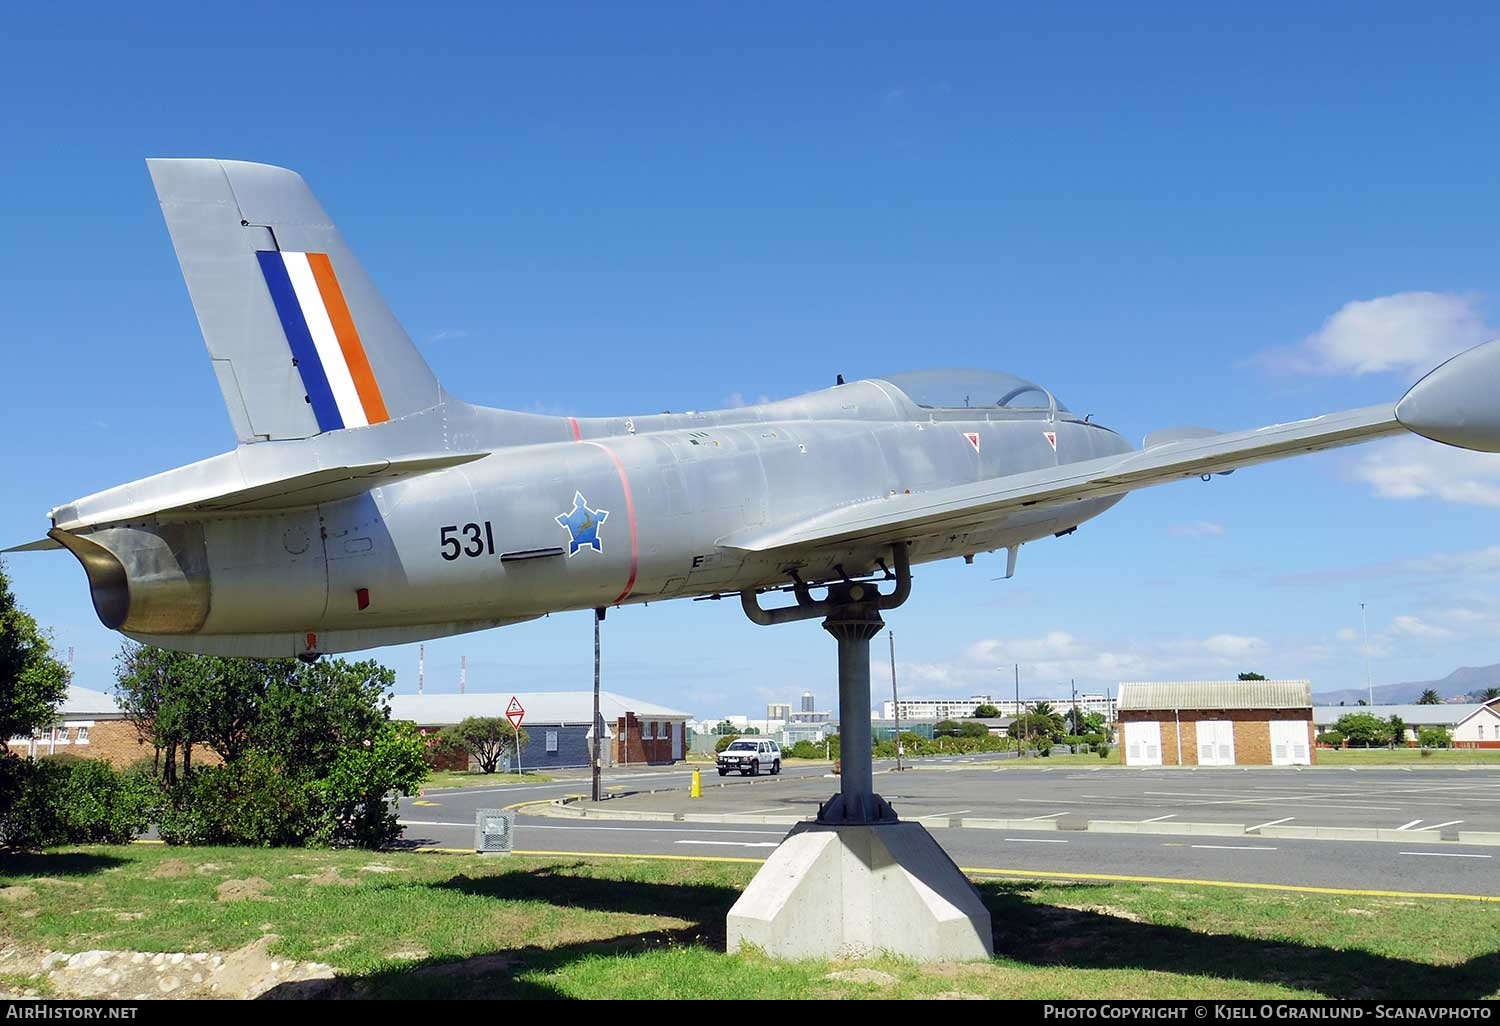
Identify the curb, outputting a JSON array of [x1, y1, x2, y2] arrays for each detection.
[[1088, 820, 1248, 837]]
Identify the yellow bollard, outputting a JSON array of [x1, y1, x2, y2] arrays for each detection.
[[690, 767, 702, 799]]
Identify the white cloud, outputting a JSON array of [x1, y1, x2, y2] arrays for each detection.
[[1335, 627, 1359, 643], [1169, 521, 1225, 539], [427, 328, 470, 343], [1263, 292, 1492, 377], [1388, 615, 1454, 640], [1351, 437, 1500, 507], [1199, 634, 1267, 659]]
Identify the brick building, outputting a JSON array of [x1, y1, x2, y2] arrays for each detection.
[[389, 691, 692, 770], [1116, 680, 1314, 767], [5, 685, 145, 767]]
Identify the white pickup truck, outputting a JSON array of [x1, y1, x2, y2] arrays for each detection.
[[716, 738, 782, 776]]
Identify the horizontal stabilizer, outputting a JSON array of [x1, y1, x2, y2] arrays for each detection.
[[51, 451, 487, 531], [2, 537, 65, 554], [161, 454, 484, 514]]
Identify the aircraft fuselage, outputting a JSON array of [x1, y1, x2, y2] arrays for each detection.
[[70, 379, 1130, 657]]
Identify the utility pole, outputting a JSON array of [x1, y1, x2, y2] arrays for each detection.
[[1016, 663, 1025, 756], [592, 608, 604, 802], [1361, 603, 1374, 708], [890, 632, 902, 771]]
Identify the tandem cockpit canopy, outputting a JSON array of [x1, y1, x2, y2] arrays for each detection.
[[878, 369, 1068, 414]]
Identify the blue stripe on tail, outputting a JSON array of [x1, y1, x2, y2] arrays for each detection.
[[255, 251, 344, 432]]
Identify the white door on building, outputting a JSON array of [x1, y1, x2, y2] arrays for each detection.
[[671, 722, 683, 760], [1270, 720, 1311, 766], [1125, 721, 1162, 766], [1197, 720, 1236, 766]]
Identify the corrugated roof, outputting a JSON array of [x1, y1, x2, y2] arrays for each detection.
[[389, 690, 691, 726], [1312, 704, 1478, 726], [57, 685, 122, 717], [1117, 680, 1312, 711]]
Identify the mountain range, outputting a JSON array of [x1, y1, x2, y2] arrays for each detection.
[[1313, 663, 1500, 706]]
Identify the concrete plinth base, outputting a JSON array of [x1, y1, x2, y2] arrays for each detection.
[[726, 821, 994, 962]]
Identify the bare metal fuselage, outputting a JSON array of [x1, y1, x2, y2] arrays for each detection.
[[52, 379, 1129, 657]]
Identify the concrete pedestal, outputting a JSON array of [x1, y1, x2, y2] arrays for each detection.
[[726, 821, 994, 962]]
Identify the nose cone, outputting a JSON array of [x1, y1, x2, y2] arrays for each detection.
[[1396, 339, 1500, 452]]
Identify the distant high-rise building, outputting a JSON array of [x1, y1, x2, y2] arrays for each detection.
[[801, 691, 815, 713], [767, 703, 791, 721]]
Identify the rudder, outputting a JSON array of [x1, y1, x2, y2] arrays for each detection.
[[147, 158, 440, 442]]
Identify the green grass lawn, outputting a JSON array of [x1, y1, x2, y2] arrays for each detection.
[[422, 769, 554, 790], [1316, 748, 1500, 767], [1, 844, 1495, 999]]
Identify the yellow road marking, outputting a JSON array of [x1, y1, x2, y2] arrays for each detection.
[[411, 800, 440, 807], [959, 866, 1500, 903], [504, 798, 559, 812]]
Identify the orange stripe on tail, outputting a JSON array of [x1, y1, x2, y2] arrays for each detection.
[[306, 252, 390, 424]]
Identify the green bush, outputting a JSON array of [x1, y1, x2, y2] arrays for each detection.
[[158, 753, 317, 848], [0, 757, 157, 849], [1418, 727, 1452, 749], [311, 721, 429, 848], [55, 760, 158, 844], [787, 741, 821, 760], [1098, 745, 1111, 759], [1316, 731, 1345, 747]]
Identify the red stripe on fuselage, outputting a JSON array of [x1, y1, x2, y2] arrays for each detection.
[[568, 417, 582, 441], [583, 441, 638, 604]]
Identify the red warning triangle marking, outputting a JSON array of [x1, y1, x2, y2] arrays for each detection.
[[1044, 431, 1057, 452], [964, 432, 980, 454]]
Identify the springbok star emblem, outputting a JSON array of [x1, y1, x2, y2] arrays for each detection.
[[555, 491, 609, 556]]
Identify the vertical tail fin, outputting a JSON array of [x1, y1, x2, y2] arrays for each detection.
[[147, 158, 440, 443]]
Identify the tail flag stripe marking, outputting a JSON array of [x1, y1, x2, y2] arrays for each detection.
[[255, 251, 344, 432], [306, 253, 390, 424], [282, 252, 368, 429]]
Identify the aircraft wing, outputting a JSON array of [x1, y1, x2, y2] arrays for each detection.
[[721, 404, 1403, 555]]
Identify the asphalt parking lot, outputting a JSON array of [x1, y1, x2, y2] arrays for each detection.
[[396, 759, 1500, 895], [594, 762, 1500, 838]]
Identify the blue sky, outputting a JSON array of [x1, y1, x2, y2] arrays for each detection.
[[5, 3, 1500, 715]]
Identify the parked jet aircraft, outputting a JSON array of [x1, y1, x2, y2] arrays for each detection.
[[8, 159, 1498, 659]]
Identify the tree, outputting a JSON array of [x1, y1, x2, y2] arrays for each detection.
[[443, 717, 529, 774], [0, 561, 69, 745], [1387, 715, 1407, 748], [1334, 713, 1394, 748], [1418, 727, 1452, 749], [1065, 707, 1105, 735], [934, 719, 963, 737], [1417, 689, 1442, 705], [713, 720, 737, 735], [1008, 711, 1064, 744], [1482, 688, 1500, 702], [253, 658, 394, 776], [1237, 672, 1267, 681], [114, 644, 207, 785], [973, 704, 1001, 718], [958, 720, 989, 738]]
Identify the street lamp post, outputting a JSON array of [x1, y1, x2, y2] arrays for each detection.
[[1361, 603, 1374, 709]]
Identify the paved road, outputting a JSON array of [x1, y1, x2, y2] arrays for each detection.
[[558, 762, 1500, 836], [396, 760, 1500, 896]]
